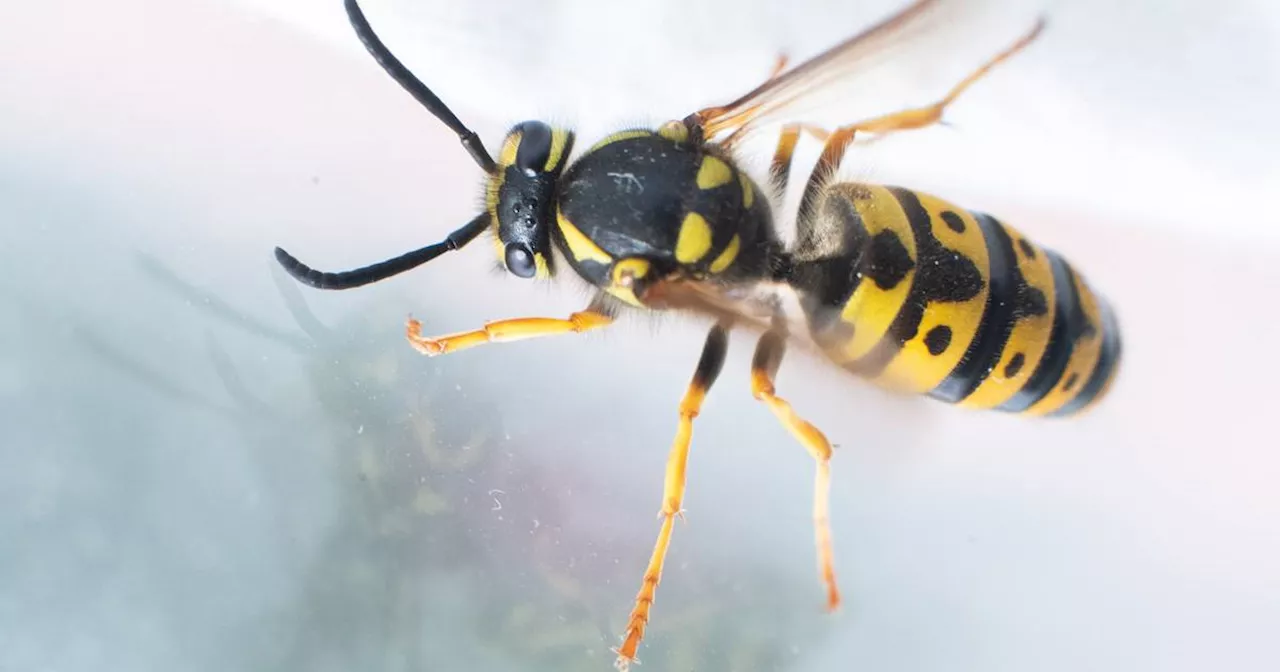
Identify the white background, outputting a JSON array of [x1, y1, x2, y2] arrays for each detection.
[[2, 1, 1278, 671]]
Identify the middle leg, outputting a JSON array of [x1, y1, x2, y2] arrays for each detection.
[[613, 321, 731, 671]]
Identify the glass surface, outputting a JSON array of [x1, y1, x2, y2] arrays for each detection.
[[3, 1, 1278, 671]]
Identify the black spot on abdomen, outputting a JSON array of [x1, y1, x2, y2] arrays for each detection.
[[867, 229, 913, 290], [1018, 285, 1049, 319], [1018, 238, 1037, 259], [792, 194, 920, 344], [941, 211, 966, 233], [932, 212, 1060, 404], [925, 326, 952, 355], [998, 250, 1080, 412], [928, 212, 1017, 403], [848, 188, 984, 380], [1050, 299, 1122, 417], [1004, 352, 1025, 378], [1079, 314, 1098, 341], [1062, 372, 1079, 392]]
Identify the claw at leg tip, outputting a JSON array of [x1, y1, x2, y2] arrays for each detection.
[[611, 647, 638, 671]]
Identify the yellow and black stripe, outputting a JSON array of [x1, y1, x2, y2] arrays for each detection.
[[795, 183, 1120, 417]]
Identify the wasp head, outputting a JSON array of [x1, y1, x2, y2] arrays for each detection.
[[486, 121, 576, 279]]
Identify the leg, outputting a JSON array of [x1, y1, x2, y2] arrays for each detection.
[[750, 330, 841, 610], [613, 322, 731, 671], [796, 19, 1046, 223], [835, 18, 1044, 137], [404, 298, 613, 357], [768, 123, 833, 197]]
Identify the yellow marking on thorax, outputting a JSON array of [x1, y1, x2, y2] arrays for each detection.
[[1026, 271, 1106, 416], [695, 155, 733, 190], [827, 185, 917, 362], [709, 234, 740, 273], [961, 224, 1058, 409], [876, 193, 991, 394], [607, 257, 651, 307], [675, 212, 713, 263], [590, 129, 652, 152], [739, 172, 754, 208], [657, 120, 689, 143], [556, 208, 612, 264]]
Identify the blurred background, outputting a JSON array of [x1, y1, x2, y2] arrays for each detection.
[[2, 0, 1277, 670]]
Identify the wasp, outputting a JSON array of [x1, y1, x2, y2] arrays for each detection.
[[275, 0, 1122, 668]]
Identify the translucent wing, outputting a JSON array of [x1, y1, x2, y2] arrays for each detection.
[[690, 0, 1038, 147]]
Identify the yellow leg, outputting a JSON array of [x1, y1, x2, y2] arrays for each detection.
[[769, 123, 834, 196], [701, 13, 1043, 149], [803, 17, 1047, 191], [840, 18, 1045, 137], [750, 330, 841, 610], [614, 323, 730, 672], [404, 306, 612, 357], [786, 21, 1043, 223], [789, 18, 1046, 230]]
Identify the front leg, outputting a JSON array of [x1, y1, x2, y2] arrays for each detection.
[[405, 296, 614, 357]]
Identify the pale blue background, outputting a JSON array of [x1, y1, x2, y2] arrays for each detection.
[[3, 1, 1278, 670]]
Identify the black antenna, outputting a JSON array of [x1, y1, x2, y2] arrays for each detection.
[[275, 212, 490, 290], [345, 0, 495, 173]]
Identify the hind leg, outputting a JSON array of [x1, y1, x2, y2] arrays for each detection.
[[750, 330, 841, 610]]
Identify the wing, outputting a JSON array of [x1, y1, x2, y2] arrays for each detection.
[[689, 0, 1040, 147]]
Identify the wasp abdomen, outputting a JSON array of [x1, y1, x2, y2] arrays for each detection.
[[793, 182, 1120, 416]]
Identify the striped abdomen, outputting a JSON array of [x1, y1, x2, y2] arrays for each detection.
[[791, 182, 1120, 417]]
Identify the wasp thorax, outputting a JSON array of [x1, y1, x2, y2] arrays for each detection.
[[488, 120, 576, 279], [554, 128, 775, 307]]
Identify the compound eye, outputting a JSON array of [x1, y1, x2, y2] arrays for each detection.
[[504, 243, 537, 278], [513, 121, 553, 175]]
